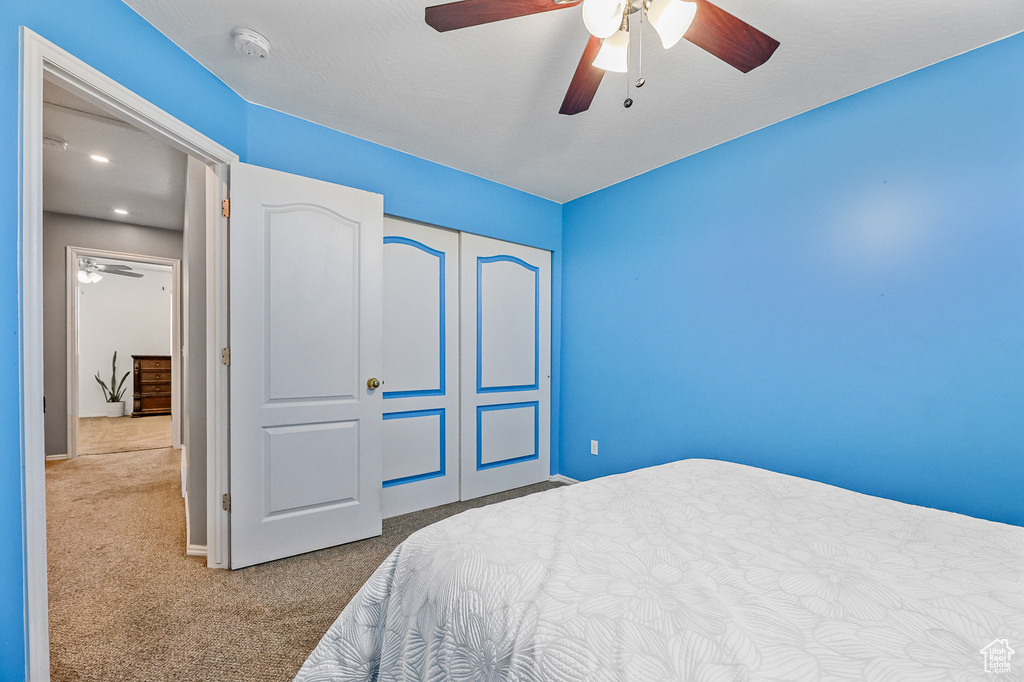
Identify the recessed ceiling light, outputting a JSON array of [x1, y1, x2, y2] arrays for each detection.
[[114, 209, 128, 215], [90, 155, 110, 163]]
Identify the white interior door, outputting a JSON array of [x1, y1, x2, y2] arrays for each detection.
[[229, 162, 384, 568], [460, 233, 551, 500], [381, 218, 460, 517]]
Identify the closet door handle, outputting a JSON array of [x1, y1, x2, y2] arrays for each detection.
[[366, 377, 381, 390]]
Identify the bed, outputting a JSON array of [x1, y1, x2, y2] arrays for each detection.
[[295, 459, 1024, 681]]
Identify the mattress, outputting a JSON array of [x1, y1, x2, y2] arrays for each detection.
[[295, 458, 1024, 681]]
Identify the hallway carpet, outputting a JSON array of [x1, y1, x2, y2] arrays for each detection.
[[77, 414, 172, 454], [46, 448, 562, 681]]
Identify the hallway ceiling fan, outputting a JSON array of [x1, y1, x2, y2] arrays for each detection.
[[78, 257, 144, 284], [424, 0, 780, 114]]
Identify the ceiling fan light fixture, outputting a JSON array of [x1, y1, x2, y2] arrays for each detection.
[[582, 0, 626, 39], [592, 28, 630, 73], [646, 0, 697, 49], [78, 270, 102, 284]]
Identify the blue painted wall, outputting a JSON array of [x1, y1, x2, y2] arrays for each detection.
[[3, 0, 1022, 676], [561, 33, 1024, 527], [0, 0, 560, 676]]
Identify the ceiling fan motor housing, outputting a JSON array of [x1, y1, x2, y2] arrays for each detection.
[[424, 0, 779, 115]]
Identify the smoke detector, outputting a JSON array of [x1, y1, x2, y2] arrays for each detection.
[[232, 28, 271, 60]]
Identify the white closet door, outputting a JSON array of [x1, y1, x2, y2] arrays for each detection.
[[460, 233, 551, 501], [229, 162, 384, 568], [381, 218, 460, 517]]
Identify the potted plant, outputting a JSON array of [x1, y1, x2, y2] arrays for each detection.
[[95, 351, 130, 418]]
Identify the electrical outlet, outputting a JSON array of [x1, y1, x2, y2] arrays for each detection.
[[590, 440, 598, 456]]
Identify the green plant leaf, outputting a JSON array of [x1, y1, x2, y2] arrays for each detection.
[[98, 352, 129, 403], [112, 370, 130, 402], [94, 372, 111, 401]]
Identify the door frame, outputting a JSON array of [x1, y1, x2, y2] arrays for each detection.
[[20, 27, 236, 679], [65, 247, 181, 459]]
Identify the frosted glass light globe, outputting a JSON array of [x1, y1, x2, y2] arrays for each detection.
[[582, 0, 627, 39], [647, 0, 697, 49], [592, 29, 630, 72]]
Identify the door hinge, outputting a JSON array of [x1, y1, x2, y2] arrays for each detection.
[[222, 493, 231, 512], [221, 198, 230, 218], [221, 347, 230, 366]]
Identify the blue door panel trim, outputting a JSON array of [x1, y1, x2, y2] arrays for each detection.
[[382, 407, 446, 487], [383, 236, 446, 399], [476, 255, 540, 394], [476, 401, 539, 471]]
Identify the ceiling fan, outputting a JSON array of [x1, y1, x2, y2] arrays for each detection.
[[424, 0, 779, 114], [78, 257, 144, 284]]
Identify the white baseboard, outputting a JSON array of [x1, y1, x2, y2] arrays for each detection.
[[186, 544, 207, 557], [45, 454, 68, 461], [550, 474, 579, 485]]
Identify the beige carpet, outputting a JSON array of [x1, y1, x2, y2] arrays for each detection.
[[46, 448, 562, 681], [77, 415, 172, 455]]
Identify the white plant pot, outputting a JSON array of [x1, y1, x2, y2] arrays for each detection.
[[104, 401, 125, 418]]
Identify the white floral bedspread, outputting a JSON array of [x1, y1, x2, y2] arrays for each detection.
[[295, 459, 1024, 681]]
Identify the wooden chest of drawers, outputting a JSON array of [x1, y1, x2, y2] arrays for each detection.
[[132, 354, 172, 417]]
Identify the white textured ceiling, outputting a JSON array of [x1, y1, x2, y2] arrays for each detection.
[[43, 79, 187, 230], [122, 0, 1024, 202]]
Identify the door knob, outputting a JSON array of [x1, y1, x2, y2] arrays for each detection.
[[367, 377, 381, 390]]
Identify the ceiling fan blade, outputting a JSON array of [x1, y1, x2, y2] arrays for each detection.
[[559, 36, 605, 116], [425, 0, 582, 32], [106, 270, 144, 278], [98, 264, 134, 271], [684, 0, 779, 73]]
